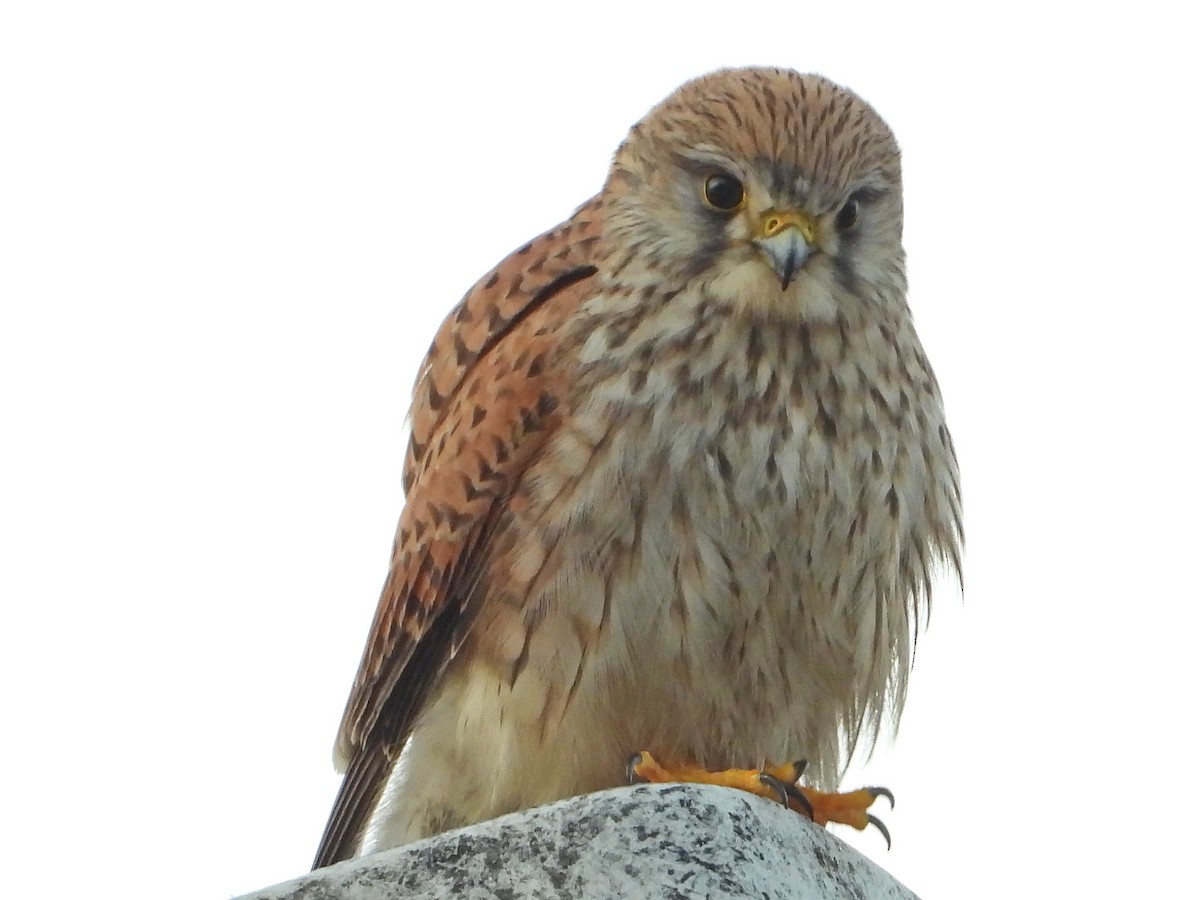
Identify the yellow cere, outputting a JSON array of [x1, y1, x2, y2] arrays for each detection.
[[758, 210, 817, 244]]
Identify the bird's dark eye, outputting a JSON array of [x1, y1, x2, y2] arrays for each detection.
[[835, 195, 861, 231], [704, 173, 744, 211]]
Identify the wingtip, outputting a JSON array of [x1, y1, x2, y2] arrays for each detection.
[[312, 742, 392, 870]]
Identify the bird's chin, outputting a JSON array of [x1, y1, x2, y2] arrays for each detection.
[[707, 261, 840, 324]]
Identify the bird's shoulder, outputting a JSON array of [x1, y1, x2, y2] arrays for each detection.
[[403, 196, 604, 492]]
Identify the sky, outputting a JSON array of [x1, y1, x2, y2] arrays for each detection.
[[2, 2, 1197, 897]]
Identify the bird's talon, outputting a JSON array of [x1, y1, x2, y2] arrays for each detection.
[[757, 772, 792, 807], [867, 814, 892, 850], [782, 780, 814, 818], [868, 786, 895, 809], [626, 752, 646, 784], [621, 751, 893, 846]]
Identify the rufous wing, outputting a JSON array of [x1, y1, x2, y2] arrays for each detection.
[[312, 200, 603, 868]]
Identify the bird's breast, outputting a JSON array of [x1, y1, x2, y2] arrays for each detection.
[[473, 299, 956, 785]]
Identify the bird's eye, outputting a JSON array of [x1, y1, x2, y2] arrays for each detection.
[[704, 173, 744, 211], [835, 195, 861, 231]]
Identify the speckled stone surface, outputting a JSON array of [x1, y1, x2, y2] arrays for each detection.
[[239, 783, 919, 899]]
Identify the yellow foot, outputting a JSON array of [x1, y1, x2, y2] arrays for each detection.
[[626, 751, 894, 848]]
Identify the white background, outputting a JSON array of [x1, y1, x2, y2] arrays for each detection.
[[2, 2, 1196, 897]]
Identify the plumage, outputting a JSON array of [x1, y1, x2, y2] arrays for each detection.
[[314, 67, 962, 869]]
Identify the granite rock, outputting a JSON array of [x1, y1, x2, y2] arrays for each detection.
[[238, 783, 919, 899]]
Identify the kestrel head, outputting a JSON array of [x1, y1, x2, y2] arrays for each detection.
[[602, 67, 904, 323]]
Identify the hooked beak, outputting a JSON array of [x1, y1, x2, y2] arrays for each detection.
[[753, 211, 817, 290]]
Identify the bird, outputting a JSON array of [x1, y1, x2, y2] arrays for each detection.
[[313, 66, 963, 869]]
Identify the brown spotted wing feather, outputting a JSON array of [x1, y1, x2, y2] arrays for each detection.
[[312, 199, 602, 868]]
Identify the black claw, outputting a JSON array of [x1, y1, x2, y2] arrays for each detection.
[[783, 781, 814, 819], [758, 773, 815, 818], [626, 753, 646, 785], [867, 814, 892, 850], [758, 773, 792, 807], [780, 761, 813, 817], [866, 786, 895, 809]]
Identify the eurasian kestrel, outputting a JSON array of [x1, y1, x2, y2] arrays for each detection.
[[313, 66, 963, 869]]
